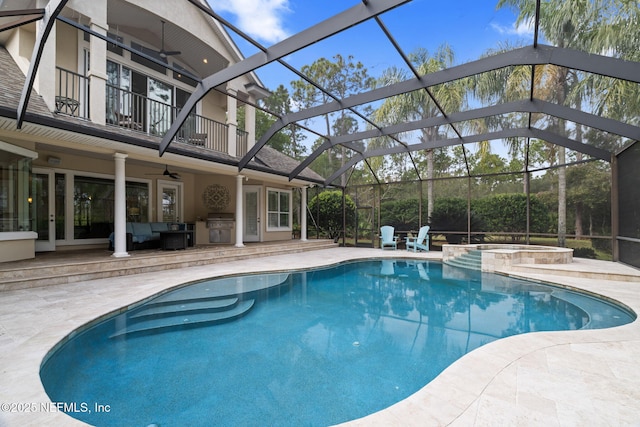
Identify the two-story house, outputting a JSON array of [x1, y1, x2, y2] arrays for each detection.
[[0, 0, 323, 263]]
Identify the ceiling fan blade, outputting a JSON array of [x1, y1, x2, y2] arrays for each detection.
[[157, 20, 181, 58], [145, 165, 180, 179]]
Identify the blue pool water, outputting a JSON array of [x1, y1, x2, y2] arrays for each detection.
[[41, 259, 634, 426]]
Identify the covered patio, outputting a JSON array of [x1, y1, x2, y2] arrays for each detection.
[[0, 238, 337, 291]]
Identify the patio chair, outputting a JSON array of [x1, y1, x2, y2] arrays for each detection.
[[380, 225, 399, 250], [406, 225, 430, 252]]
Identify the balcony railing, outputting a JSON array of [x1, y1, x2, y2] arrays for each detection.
[[236, 128, 248, 157], [105, 84, 237, 154], [55, 67, 89, 119]]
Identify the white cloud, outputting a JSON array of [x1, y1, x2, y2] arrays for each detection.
[[491, 18, 535, 38], [210, 0, 291, 44]]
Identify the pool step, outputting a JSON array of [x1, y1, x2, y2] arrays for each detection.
[[129, 297, 240, 319], [445, 250, 482, 271], [110, 299, 255, 338]]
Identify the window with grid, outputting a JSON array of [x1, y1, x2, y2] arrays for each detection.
[[267, 188, 291, 231]]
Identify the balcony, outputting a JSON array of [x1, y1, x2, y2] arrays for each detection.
[[55, 68, 249, 157], [106, 83, 232, 151], [55, 67, 89, 118]]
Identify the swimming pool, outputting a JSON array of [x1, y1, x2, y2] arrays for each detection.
[[40, 259, 634, 426]]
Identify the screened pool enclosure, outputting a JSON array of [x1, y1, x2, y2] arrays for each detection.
[[6, 0, 640, 266]]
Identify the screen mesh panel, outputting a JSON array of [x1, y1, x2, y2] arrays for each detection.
[[617, 141, 640, 268]]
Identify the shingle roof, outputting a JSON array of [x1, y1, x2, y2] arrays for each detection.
[[0, 47, 52, 117]]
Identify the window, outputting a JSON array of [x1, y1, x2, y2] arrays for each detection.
[[73, 176, 114, 239], [73, 176, 149, 239], [0, 143, 34, 232], [131, 41, 167, 74], [267, 188, 291, 231], [173, 63, 198, 88], [107, 32, 124, 56], [127, 182, 149, 223]]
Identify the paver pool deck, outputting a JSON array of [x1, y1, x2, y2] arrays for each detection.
[[1, 247, 639, 426]]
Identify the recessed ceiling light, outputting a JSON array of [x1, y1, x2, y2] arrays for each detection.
[[203, 58, 208, 64]]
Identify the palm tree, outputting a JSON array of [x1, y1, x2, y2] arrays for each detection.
[[495, 0, 640, 246], [372, 45, 467, 219], [472, 41, 534, 193]]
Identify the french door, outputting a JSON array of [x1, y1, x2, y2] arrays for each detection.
[[157, 180, 183, 223], [243, 186, 261, 242], [32, 169, 56, 251]]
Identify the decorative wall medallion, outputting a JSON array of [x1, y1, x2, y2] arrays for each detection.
[[202, 184, 230, 211]]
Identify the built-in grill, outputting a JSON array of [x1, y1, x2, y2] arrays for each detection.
[[207, 212, 235, 243]]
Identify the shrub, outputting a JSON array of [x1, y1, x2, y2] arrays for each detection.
[[473, 193, 551, 241], [429, 198, 485, 244], [592, 238, 612, 253], [573, 247, 597, 259], [308, 190, 356, 240], [380, 198, 420, 230]]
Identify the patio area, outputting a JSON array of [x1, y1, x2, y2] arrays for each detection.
[[0, 240, 338, 291], [1, 247, 639, 426]]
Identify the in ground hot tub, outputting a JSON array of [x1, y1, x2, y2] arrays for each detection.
[[443, 244, 573, 272]]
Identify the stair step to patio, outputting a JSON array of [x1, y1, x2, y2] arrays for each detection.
[[0, 240, 337, 291], [110, 299, 255, 338]]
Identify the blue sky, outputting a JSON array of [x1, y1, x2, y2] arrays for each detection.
[[207, 0, 535, 91]]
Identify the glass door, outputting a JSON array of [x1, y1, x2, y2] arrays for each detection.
[[157, 180, 183, 223], [147, 77, 173, 136], [131, 71, 147, 131], [32, 169, 55, 251], [243, 186, 261, 242], [176, 88, 196, 139]]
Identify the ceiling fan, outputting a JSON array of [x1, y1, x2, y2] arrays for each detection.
[[146, 165, 181, 180], [156, 20, 181, 58]]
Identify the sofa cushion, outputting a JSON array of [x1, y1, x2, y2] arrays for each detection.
[[109, 222, 187, 248], [131, 222, 154, 243]]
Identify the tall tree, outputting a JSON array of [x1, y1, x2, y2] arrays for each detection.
[[291, 54, 374, 186], [472, 40, 536, 198], [250, 84, 306, 159], [495, 0, 638, 246], [372, 45, 467, 219]]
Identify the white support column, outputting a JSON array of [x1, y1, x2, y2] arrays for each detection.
[[88, 20, 108, 125], [227, 88, 238, 156], [112, 153, 129, 257], [235, 174, 245, 248], [244, 103, 256, 150], [34, 0, 56, 111], [301, 186, 308, 241]]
